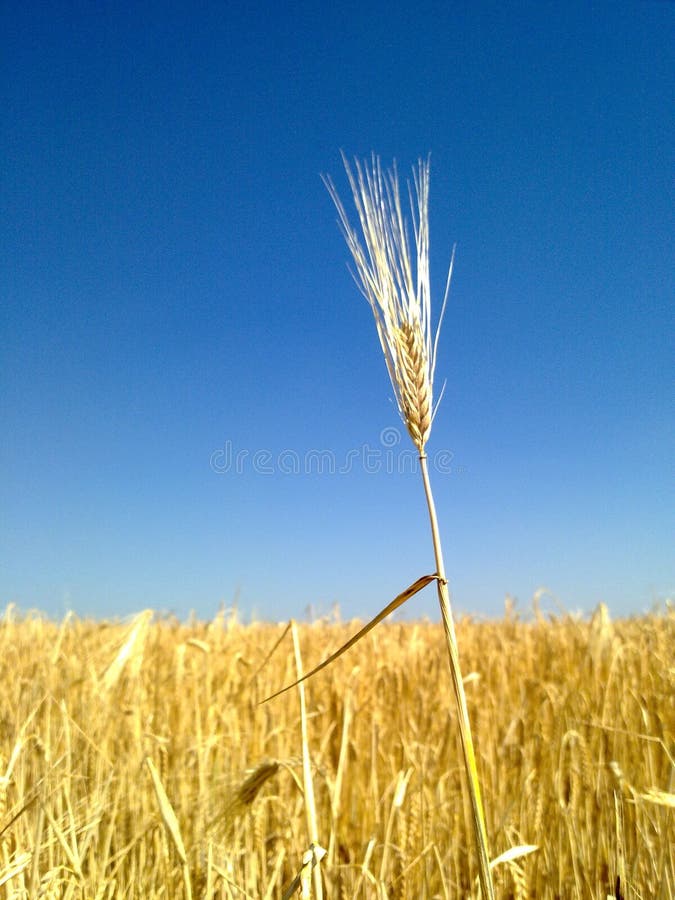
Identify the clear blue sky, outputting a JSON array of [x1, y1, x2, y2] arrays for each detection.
[[2, 1, 673, 622]]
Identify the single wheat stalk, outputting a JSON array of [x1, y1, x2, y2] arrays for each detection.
[[324, 153, 495, 899], [146, 757, 193, 900], [291, 621, 324, 900]]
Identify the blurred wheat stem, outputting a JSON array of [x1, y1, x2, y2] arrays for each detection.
[[325, 153, 495, 899]]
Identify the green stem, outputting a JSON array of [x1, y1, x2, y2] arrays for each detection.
[[419, 453, 495, 900]]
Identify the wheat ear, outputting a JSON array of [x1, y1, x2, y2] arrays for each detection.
[[325, 154, 495, 899]]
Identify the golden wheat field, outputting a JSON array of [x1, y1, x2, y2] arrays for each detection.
[[0, 604, 672, 899]]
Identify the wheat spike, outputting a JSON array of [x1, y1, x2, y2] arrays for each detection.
[[396, 319, 432, 449], [323, 154, 453, 452]]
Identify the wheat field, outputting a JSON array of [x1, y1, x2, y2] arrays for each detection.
[[0, 604, 672, 899]]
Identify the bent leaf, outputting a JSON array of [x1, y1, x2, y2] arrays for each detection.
[[261, 573, 439, 704]]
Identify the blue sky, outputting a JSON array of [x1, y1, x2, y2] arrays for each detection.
[[2, 1, 673, 622]]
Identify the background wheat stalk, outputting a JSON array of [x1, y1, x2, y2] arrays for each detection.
[[325, 153, 495, 899]]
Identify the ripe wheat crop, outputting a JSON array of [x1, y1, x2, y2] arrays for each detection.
[[0, 604, 672, 898]]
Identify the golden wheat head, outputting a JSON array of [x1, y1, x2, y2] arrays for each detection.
[[324, 154, 454, 452]]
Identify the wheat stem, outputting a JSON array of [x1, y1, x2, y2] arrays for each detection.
[[419, 453, 494, 899], [291, 622, 323, 900]]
